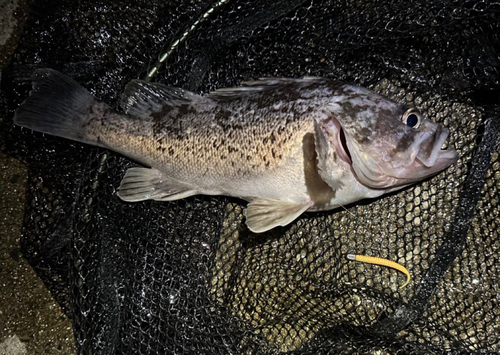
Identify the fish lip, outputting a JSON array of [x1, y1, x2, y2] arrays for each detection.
[[387, 126, 458, 185], [415, 127, 454, 168]]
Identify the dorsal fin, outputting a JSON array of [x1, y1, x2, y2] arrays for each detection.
[[120, 80, 214, 119], [207, 77, 325, 101]]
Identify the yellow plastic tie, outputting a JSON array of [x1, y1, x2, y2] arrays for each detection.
[[347, 254, 411, 289]]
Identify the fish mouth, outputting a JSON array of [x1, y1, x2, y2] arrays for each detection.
[[342, 123, 458, 189], [413, 127, 458, 169], [398, 126, 459, 183]]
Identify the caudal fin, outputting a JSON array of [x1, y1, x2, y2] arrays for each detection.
[[14, 68, 102, 145]]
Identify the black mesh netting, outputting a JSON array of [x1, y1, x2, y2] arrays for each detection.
[[1, 0, 499, 353]]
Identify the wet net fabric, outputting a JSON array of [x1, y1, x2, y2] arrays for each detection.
[[1, 0, 499, 353]]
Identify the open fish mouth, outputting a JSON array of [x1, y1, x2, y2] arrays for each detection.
[[337, 120, 458, 189], [392, 126, 459, 183], [413, 127, 458, 168]]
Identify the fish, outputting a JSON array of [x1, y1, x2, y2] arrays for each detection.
[[14, 69, 458, 233]]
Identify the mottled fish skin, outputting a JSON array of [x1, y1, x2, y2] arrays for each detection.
[[13, 69, 458, 233], [99, 79, 342, 202], [322, 85, 458, 190]]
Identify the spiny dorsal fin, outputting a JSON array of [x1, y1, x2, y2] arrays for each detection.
[[120, 80, 214, 119], [244, 198, 313, 233]]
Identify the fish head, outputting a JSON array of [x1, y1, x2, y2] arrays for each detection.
[[319, 84, 458, 190]]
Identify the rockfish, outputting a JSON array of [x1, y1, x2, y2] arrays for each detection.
[[14, 69, 458, 233]]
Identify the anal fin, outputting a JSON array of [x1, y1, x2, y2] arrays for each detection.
[[117, 167, 197, 202], [245, 198, 313, 233]]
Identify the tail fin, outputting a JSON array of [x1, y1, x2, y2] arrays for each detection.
[[14, 68, 101, 145]]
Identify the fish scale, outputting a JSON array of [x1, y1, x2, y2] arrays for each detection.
[[14, 69, 457, 233]]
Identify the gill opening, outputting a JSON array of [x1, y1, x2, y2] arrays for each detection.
[[339, 127, 352, 163]]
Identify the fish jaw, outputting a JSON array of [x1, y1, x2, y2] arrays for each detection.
[[323, 84, 458, 190], [345, 128, 458, 189]]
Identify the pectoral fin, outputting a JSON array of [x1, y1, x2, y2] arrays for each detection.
[[314, 119, 344, 191], [245, 198, 313, 233], [117, 167, 197, 202]]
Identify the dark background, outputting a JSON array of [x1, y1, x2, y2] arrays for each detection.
[[0, 0, 499, 354]]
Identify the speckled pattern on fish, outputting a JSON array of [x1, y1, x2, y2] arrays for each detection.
[[13, 69, 458, 233]]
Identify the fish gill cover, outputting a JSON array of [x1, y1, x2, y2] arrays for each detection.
[[0, 0, 499, 354]]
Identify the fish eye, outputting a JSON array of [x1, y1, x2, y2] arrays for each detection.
[[401, 108, 422, 128]]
